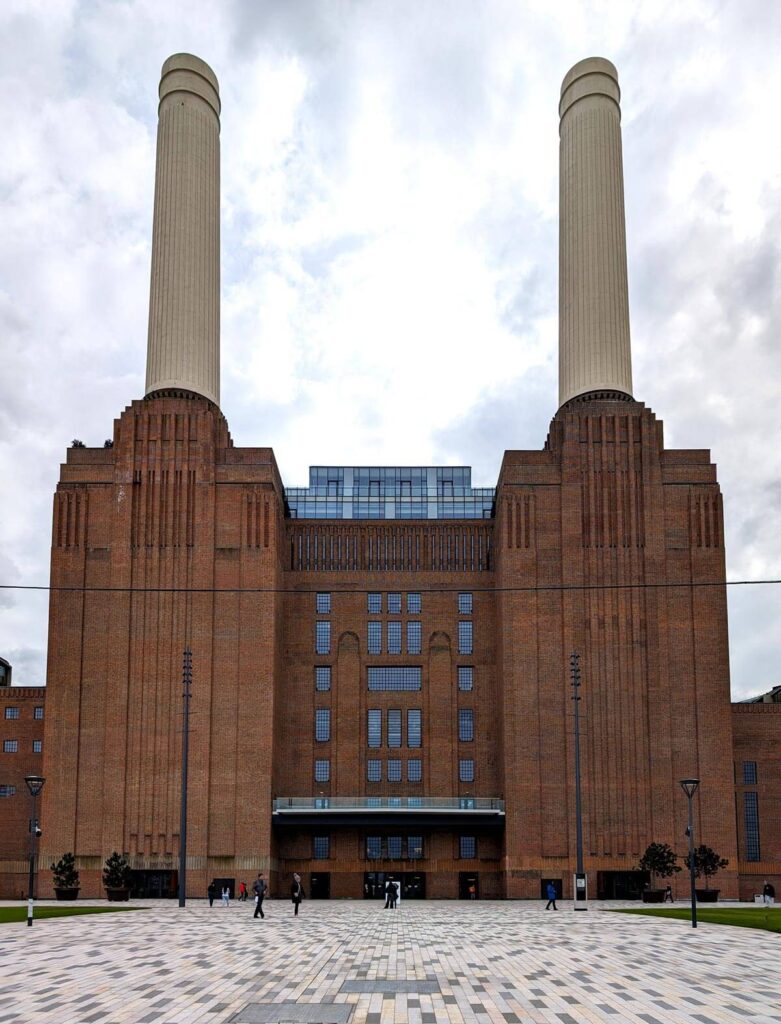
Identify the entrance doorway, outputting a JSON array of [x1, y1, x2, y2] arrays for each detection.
[[129, 870, 178, 899], [597, 871, 649, 900], [310, 873, 330, 899], [459, 872, 479, 900], [363, 872, 426, 899]]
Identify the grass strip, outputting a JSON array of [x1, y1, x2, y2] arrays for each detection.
[[610, 906, 781, 933], [0, 905, 146, 925]]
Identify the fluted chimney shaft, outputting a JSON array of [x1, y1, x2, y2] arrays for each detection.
[[145, 53, 220, 406], [558, 57, 633, 407]]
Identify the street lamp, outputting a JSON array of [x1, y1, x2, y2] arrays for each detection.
[[680, 778, 700, 929], [24, 775, 45, 928]]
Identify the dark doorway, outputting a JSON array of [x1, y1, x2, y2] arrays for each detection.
[[363, 872, 426, 899], [401, 873, 426, 899], [540, 877, 563, 900], [310, 872, 330, 899], [459, 872, 479, 900], [211, 877, 236, 899], [130, 870, 178, 899], [597, 871, 649, 900]]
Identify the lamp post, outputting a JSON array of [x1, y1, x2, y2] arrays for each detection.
[[24, 775, 45, 928], [680, 778, 700, 929], [570, 652, 587, 910], [178, 648, 192, 908]]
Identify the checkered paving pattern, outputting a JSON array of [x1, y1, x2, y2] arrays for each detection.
[[1, 900, 779, 1023]]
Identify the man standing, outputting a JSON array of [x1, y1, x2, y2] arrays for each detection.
[[763, 879, 775, 906], [291, 872, 304, 916], [207, 881, 216, 907], [253, 873, 268, 919], [544, 881, 558, 910]]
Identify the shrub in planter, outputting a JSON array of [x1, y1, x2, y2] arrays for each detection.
[[684, 844, 728, 901], [102, 851, 132, 901], [51, 852, 80, 900], [639, 842, 681, 902]]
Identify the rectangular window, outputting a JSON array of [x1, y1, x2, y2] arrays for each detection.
[[316, 593, 331, 614], [366, 836, 382, 860], [0, 785, 16, 797], [459, 758, 475, 782], [388, 593, 401, 614], [407, 593, 421, 614], [314, 797, 330, 809], [387, 836, 403, 859], [459, 709, 474, 742], [743, 761, 758, 785], [458, 667, 473, 691], [387, 759, 402, 782], [367, 593, 382, 614], [313, 836, 330, 859], [458, 592, 473, 614], [315, 709, 331, 742], [407, 709, 421, 748], [407, 621, 421, 654], [459, 796, 475, 809], [34, 707, 44, 720], [4, 708, 19, 720], [33, 740, 42, 754], [387, 709, 402, 748], [458, 621, 473, 655], [314, 759, 330, 782], [367, 710, 382, 748], [368, 621, 382, 654], [367, 759, 382, 782], [3, 741, 17, 753], [315, 666, 331, 692], [387, 621, 402, 654], [408, 835, 423, 859], [407, 759, 422, 782], [315, 621, 331, 654], [744, 792, 760, 861], [460, 835, 477, 859], [368, 667, 421, 691]]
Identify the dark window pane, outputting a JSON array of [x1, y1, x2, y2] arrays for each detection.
[[459, 709, 474, 742], [743, 761, 758, 785], [407, 621, 421, 654], [315, 708, 330, 742], [313, 836, 330, 859], [460, 835, 476, 858], [366, 836, 381, 860], [368, 621, 382, 654], [408, 836, 423, 859], [387, 836, 403, 859], [744, 792, 760, 861], [459, 758, 474, 782], [387, 621, 402, 654]]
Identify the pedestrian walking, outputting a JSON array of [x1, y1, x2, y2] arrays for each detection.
[[253, 872, 268, 919], [239, 881, 247, 902], [664, 884, 674, 903], [291, 872, 304, 916], [207, 881, 216, 907], [544, 881, 558, 910], [763, 879, 775, 906], [383, 878, 393, 909], [221, 886, 230, 907]]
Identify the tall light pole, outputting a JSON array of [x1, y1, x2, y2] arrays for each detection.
[[178, 648, 192, 908], [680, 778, 700, 929], [570, 652, 587, 910], [24, 775, 45, 927]]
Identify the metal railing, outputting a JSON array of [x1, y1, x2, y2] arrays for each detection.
[[273, 796, 504, 812]]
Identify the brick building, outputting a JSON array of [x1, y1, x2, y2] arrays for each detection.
[[8, 53, 775, 901]]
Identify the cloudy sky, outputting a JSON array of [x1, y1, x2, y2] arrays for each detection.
[[1, 0, 779, 698]]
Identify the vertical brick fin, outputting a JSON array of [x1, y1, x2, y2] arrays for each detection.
[[263, 500, 269, 548], [186, 469, 195, 546]]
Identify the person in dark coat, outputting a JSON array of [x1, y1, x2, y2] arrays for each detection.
[[253, 872, 268, 919], [207, 881, 216, 907], [544, 881, 558, 910], [763, 880, 776, 906], [291, 872, 304, 915], [383, 878, 394, 909]]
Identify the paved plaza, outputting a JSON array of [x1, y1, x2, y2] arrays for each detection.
[[1, 899, 779, 1024]]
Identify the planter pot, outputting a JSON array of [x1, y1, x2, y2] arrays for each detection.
[[105, 887, 130, 902], [696, 889, 719, 902], [642, 889, 666, 903], [54, 887, 80, 901]]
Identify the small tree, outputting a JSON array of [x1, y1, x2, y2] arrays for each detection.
[[102, 851, 131, 890], [684, 844, 729, 890], [51, 852, 79, 890], [638, 842, 681, 887]]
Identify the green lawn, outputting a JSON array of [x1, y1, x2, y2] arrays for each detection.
[[610, 906, 781, 933], [0, 905, 146, 925]]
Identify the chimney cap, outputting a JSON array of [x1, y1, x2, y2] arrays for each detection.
[[160, 53, 220, 118], [560, 57, 620, 121]]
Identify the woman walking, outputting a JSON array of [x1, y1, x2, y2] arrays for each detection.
[[290, 873, 304, 916]]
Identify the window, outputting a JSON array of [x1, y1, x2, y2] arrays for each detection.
[[387, 759, 402, 782], [407, 759, 422, 782], [367, 759, 382, 782], [316, 621, 331, 654], [407, 621, 421, 654], [458, 621, 473, 655], [368, 622, 382, 655], [368, 667, 421, 691], [315, 666, 331, 692], [387, 836, 403, 859], [3, 741, 17, 753], [315, 709, 330, 742], [387, 709, 402, 748], [367, 796, 381, 807], [313, 836, 330, 859], [459, 709, 474, 742], [743, 761, 758, 785], [367, 710, 382, 748], [459, 796, 475, 809], [388, 593, 401, 614], [459, 759, 475, 782], [388, 796, 401, 807], [314, 797, 330, 809], [366, 836, 382, 859], [0, 785, 16, 797], [744, 792, 760, 861], [387, 621, 402, 654], [460, 836, 477, 859], [408, 836, 423, 859], [408, 796, 422, 808], [316, 593, 331, 614], [314, 759, 330, 782], [4, 708, 19, 720], [407, 709, 421, 748], [407, 593, 421, 614], [458, 667, 473, 691], [458, 592, 473, 615], [33, 740, 42, 754], [368, 593, 382, 614], [34, 707, 44, 720]]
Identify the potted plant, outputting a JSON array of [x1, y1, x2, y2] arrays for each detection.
[[102, 851, 132, 902], [638, 842, 681, 902], [685, 844, 728, 902], [51, 852, 80, 901]]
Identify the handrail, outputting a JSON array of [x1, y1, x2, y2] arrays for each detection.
[[273, 796, 504, 812]]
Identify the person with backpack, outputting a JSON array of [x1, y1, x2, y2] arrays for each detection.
[[253, 872, 268, 919]]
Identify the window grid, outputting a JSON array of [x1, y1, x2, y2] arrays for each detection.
[[408, 836, 423, 859], [367, 710, 382, 748], [313, 835, 330, 859], [460, 835, 477, 859], [314, 759, 330, 782], [4, 708, 19, 720], [387, 710, 402, 748], [3, 741, 18, 753], [744, 792, 760, 861], [34, 707, 44, 720], [0, 785, 16, 797], [366, 836, 382, 859], [459, 709, 474, 742], [316, 593, 331, 614], [458, 667, 473, 691], [458, 592, 473, 615], [387, 836, 403, 859], [368, 622, 382, 655], [407, 593, 421, 614], [315, 709, 331, 742], [367, 759, 381, 782], [407, 709, 421, 748], [315, 666, 331, 692], [388, 593, 402, 614], [315, 621, 331, 654], [368, 667, 421, 691], [459, 758, 475, 782], [407, 621, 422, 654], [33, 740, 42, 753], [407, 759, 422, 782], [387, 621, 402, 655], [368, 593, 382, 614], [387, 759, 402, 782], [743, 761, 758, 785], [458, 621, 473, 655]]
